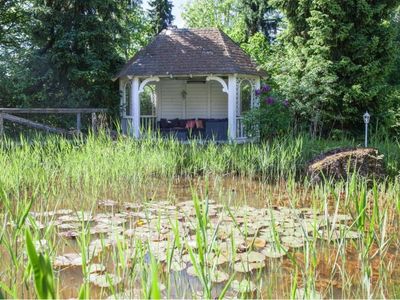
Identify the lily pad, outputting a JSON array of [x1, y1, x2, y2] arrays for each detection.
[[261, 244, 287, 258], [170, 261, 187, 272], [54, 253, 83, 268], [186, 265, 197, 277], [239, 251, 266, 263], [233, 261, 265, 273], [88, 263, 106, 274], [294, 287, 322, 299], [231, 279, 257, 293], [89, 273, 122, 288], [210, 270, 229, 283]]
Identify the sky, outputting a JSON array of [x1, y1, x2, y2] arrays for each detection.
[[142, 0, 188, 29]]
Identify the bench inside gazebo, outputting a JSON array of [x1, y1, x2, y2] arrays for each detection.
[[115, 28, 264, 142]]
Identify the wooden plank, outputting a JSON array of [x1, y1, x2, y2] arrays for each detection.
[[91, 113, 97, 133], [0, 113, 3, 135], [0, 108, 107, 114], [2, 113, 70, 135], [76, 113, 81, 133]]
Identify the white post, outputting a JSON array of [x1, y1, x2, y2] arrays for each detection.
[[228, 75, 237, 141], [254, 77, 260, 108], [119, 79, 127, 134], [131, 77, 140, 138], [363, 111, 370, 148]]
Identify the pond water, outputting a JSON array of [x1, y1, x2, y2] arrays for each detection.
[[2, 176, 400, 299]]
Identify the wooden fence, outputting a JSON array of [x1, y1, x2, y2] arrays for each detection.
[[0, 108, 108, 136]]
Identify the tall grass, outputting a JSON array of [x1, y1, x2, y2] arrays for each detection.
[[0, 132, 398, 207]]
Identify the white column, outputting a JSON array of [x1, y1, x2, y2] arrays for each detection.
[[228, 75, 237, 141], [130, 77, 140, 138], [254, 77, 261, 108], [119, 78, 127, 134]]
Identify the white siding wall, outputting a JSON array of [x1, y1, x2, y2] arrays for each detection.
[[210, 81, 228, 118], [158, 80, 185, 119], [186, 83, 209, 118], [157, 79, 228, 119]]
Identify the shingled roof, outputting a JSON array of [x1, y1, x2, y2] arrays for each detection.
[[115, 28, 265, 78]]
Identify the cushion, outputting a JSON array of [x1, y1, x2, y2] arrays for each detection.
[[185, 119, 196, 129], [195, 119, 204, 129], [178, 119, 187, 128], [170, 118, 180, 128], [159, 119, 169, 129]]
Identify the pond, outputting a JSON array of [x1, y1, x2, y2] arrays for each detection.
[[2, 176, 400, 299]]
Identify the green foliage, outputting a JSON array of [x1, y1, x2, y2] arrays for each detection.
[[271, 0, 400, 134], [25, 228, 56, 299], [244, 84, 292, 140], [182, 0, 247, 43], [148, 0, 174, 34], [241, 0, 281, 41], [0, 0, 151, 113]]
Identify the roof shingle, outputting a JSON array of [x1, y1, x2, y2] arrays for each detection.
[[115, 28, 265, 78]]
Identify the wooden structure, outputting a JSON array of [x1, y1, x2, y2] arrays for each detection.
[[0, 108, 107, 136], [114, 28, 265, 142]]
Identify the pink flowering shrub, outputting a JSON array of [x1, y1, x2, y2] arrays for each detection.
[[244, 84, 292, 140]]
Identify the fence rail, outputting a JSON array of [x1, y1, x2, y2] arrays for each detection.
[[0, 107, 107, 135]]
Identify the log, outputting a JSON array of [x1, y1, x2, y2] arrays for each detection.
[[0, 113, 3, 135], [2, 113, 70, 135]]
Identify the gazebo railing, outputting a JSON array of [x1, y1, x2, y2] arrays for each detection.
[[140, 115, 157, 132], [236, 116, 246, 139]]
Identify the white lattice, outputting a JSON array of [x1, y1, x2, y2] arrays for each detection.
[[236, 77, 257, 116]]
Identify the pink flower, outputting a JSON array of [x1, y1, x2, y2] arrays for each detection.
[[266, 97, 275, 105]]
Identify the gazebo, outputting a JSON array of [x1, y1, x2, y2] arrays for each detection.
[[115, 28, 264, 142]]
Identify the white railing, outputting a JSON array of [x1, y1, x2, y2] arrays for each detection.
[[236, 116, 246, 139], [140, 115, 157, 133]]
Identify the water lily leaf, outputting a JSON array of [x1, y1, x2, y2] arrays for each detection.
[[231, 279, 257, 293], [170, 261, 187, 272], [58, 231, 80, 239], [294, 287, 322, 299], [233, 261, 265, 273], [261, 244, 287, 258], [246, 237, 266, 249], [239, 251, 265, 263], [186, 265, 197, 277], [88, 273, 122, 288], [88, 263, 106, 274], [54, 253, 83, 268], [210, 270, 229, 283], [281, 236, 305, 248], [98, 199, 118, 208]]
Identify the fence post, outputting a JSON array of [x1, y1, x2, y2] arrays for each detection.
[[0, 113, 3, 136], [76, 112, 81, 134], [91, 112, 97, 134]]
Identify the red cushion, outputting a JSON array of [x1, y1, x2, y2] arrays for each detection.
[[185, 119, 196, 129], [195, 119, 204, 129]]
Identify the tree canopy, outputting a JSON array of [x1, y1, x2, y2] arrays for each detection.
[[148, 0, 174, 34]]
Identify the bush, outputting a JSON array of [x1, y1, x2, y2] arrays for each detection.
[[243, 84, 292, 140]]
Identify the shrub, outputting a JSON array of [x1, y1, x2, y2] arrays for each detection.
[[244, 84, 292, 140]]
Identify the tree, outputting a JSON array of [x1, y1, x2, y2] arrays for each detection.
[[148, 0, 174, 34], [241, 0, 281, 42], [182, 0, 247, 43], [18, 0, 150, 110], [271, 0, 400, 134]]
